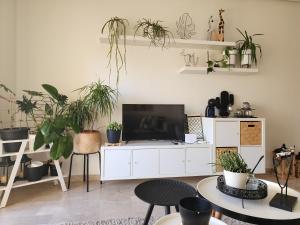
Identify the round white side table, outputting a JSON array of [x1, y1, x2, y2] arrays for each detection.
[[154, 213, 227, 225]]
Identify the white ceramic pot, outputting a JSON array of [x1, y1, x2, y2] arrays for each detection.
[[241, 49, 252, 67], [227, 49, 238, 67], [223, 170, 248, 189]]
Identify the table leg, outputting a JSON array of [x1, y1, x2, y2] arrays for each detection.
[[165, 206, 171, 215], [143, 204, 154, 225]]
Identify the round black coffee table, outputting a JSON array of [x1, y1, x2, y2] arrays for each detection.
[[135, 179, 197, 225]]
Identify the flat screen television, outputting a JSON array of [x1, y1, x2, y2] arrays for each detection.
[[122, 104, 185, 141]]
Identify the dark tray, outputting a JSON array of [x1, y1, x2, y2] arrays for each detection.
[[217, 175, 268, 200]]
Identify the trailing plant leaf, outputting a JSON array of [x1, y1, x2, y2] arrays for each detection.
[[134, 18, 174, 49], [34, 130, 45, 150], [101, 16, 128, 86]]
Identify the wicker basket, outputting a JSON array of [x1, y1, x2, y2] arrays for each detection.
[[240, 121, 262, 145], [215, 147, 238, 172]]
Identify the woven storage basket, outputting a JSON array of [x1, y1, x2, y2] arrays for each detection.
[[240, 121, 262, 145], [216, 147, 238, 172]]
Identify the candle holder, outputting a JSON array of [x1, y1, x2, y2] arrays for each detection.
[[269, 153, 297, 211]]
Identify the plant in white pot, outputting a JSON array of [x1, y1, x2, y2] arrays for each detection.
[[68, 81, 117, 154], [236, 28, 263, 68], [219, 152, 250, 189], [223, 47, 238, 67], [106, 122, 122, 144]]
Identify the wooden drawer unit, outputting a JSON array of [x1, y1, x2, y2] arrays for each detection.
[[240, 121, 262, 145], [215, 147, 238, 172]]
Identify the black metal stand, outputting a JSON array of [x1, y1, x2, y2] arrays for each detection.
[[269, 155, 298, 211], [67, 151, 101, 192]]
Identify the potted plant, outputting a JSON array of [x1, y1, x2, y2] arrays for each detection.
[[101, 17, 128, 86], [107, 122, 122, 143], [0, 84, 29, 153], [33, 84, 80, 160], [16, 90, 48, 151], [218, 151, 250, 189], [134, 18, 174, 49], [236, 28, 263, 68], [223, 47, 238, 67], [68, 80, 117, 154]]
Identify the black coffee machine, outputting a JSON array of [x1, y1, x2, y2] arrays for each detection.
[[205, 99, 216, 117]]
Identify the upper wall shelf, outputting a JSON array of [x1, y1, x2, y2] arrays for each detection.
[[100, 35, 236, 50], [178, 66, 259, 75]]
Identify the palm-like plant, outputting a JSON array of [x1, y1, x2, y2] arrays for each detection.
[[236, 28, 263, 65], [101, 17, 128, 86]]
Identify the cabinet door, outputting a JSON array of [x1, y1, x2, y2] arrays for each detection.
[[240, 147, 265, 173], [186, 147, 212, 175], [160, 148, 185, 176], [104, 150, 131, 178], [215, 121, 240, 147], [133, 149, 159, 178]]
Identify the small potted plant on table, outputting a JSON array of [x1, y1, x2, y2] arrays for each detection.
[[219, 152, 250, 189], [107, 122, 122, 144]]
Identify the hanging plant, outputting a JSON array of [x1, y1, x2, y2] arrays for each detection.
[[134, 18, 174, 49], [101, 17, 129, 86]]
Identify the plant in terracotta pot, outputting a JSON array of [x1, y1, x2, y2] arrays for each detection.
[[0, 84, 29, 153], [33, 84, 80, 160], [106, 122, 122, 144], [236, 28, 263, 68], [69, 81, 117, 154], [218, 151, 250, 189]]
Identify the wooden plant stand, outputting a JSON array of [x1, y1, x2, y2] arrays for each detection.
[[0, 139, 67, 208]]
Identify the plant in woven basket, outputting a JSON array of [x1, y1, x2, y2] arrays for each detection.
[[101, 17, 129, 86], [219, 152, 250, 173], [134, 18, 174, 48]]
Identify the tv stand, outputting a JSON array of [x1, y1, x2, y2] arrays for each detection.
[[100, 141, 212, 181]]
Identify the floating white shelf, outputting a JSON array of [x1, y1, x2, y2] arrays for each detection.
[[178, 66, 259, 75], [0, 176, 59, 191], [100, 35, 236, 50]]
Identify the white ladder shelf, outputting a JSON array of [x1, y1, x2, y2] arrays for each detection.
[[0, 139, 67, 208]]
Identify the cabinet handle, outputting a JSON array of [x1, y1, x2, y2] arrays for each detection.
[[134, 161, 137, 164]]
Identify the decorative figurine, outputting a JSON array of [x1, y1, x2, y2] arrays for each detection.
[[207, 9, 225, 42], [176, 13, 196, 39]]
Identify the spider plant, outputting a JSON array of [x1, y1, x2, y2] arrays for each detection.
[[101, 17, 128, 86], [134, 18, 174, 49], [236, 28, 263, 66]]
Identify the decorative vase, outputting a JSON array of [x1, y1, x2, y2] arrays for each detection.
[[223, 170, 248, 189], [241, 49, 252, 68], [0, 127, 29, 152], [107, 130, 121, 144], [179, 197, 212, 225], [73, 130, 102, 154]]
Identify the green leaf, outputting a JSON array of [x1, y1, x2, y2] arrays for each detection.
[[33, 130, 45, 150], [61, 135, 73, 159], [50, 140, 60, 160], [45, 103, 53, 115], [42, 84, 60, 100], [23, 90, 44, 97], [40, 120, 52, 137]]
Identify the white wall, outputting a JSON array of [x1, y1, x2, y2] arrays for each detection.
[[15, 0, 300, 174], [0, 0, 16, 128]]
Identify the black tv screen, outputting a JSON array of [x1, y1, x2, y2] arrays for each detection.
[[122, 104, 185, 141]]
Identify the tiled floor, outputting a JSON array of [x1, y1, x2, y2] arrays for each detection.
[[0, 174, 299, 225]]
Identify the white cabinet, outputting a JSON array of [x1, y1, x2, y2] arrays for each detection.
[[215, 121, 240, 147], [186, 147, 212, 175], [133, 149, 159, 178], [104, 149, 131, 178], [240, 147, 265, 174], [160, 148, 185, 176]]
